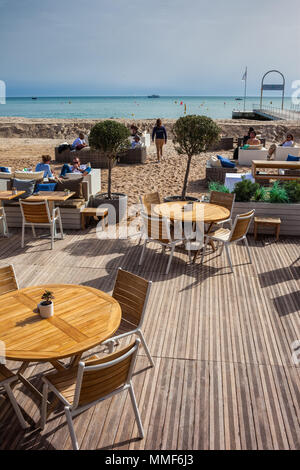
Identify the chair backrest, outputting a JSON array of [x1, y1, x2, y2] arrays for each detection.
[[139, 192, 161, 214], [141, 211, 172, 242], [209, 191, 236, 215], [0, 264, 19, 295], [74, 340, 139, 408], [14, 170, 44, 181], [113, 268, 151, 328], [19, 200, 51, 224], [230, 210, 255, 242]]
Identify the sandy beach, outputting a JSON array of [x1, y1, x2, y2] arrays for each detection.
[[0, 118, 299, 204]]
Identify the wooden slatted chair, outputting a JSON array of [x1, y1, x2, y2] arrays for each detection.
[[209, 191, 236, 229], [40, 339, 143, 450], [103, 268, 154, 367], [0, 365, 27, 429], [19, 200, 63, 250], [0, 264, 19, 295], [200, 210, 255, 273], [139, 211, 182, 274], [0, 207, 8, 237], [139, 192, 161, 214]]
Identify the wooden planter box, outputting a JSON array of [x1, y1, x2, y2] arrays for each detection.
[[232, 202, 300, 236]]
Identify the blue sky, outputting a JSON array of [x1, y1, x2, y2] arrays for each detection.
[[1, 0, 299, 96]]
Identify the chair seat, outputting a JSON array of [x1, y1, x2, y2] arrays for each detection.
[[44, 348, 129, 406], [209, 227, 231, 242], [46, 367, 78, 405], [115, 318, 138, 335], [0, 365, 14, 383]]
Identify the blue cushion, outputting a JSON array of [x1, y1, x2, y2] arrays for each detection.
[[34, 183, 57, 193], [0, 167, 10, 173], [12, 179, 36, 198], [85, 166, 92, 174], [286, 155, 300, 162], [217, 155, 236, 168]]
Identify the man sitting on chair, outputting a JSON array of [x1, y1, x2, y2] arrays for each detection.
[[60, 157, 91, 177]]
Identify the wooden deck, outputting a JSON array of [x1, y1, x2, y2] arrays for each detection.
[[0, 227, 299, 450]]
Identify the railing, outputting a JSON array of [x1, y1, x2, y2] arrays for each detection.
[[252, 104, 300, 121]]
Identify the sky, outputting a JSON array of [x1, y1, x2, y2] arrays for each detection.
[[0, 0, 299, 97]]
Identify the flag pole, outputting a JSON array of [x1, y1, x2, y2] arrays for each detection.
[[243, 66, 247, 112]]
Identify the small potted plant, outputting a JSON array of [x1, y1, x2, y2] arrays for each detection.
[[38, 290, 55, 318], [64, 188, 71, 196]]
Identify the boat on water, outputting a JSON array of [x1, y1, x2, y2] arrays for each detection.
[[31, 97, 38, 100], [148, 94, 160, 98], [235, 98, 243, 101]]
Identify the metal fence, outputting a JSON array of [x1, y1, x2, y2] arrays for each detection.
[[252, 104, 300, 122]]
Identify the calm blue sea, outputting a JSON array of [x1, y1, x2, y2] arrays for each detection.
[[0, 96, 293, 120]]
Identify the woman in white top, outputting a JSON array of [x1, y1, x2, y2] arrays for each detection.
[[268, 133, 294, 159]]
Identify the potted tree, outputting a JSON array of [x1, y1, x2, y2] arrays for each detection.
[[168, 115, 221, 202], [38, 290, 55, 318], [89, 120, 130, 223]]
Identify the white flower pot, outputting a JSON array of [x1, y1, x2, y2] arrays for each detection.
[[38, 301, 54, 318]]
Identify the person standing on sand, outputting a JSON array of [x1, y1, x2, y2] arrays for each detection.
[[152, 119, 167, 162]]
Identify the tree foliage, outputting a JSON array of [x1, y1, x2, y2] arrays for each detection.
[[89, 120, 130, 198], [173, 115, 221, 198]]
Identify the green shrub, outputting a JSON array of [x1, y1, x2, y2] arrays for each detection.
[[233, 177, 260, 202], [268, 182, 289, 204], [253, 186, 268, 202], [283, 181, 300, 203], [173, 115, 221, 199], [89, 120, 130, 198], [208, 181, 230, 193]]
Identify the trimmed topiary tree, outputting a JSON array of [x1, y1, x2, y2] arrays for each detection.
[[89, 120, 130, 199], [173, 115, 221, 199]]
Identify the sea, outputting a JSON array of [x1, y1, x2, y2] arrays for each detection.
[[0, 96, 293, 120]]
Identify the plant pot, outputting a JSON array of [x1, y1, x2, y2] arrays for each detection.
[[38, 301, 54, 319], [163, 195, 200, 203], [90, 193, 127, 224]]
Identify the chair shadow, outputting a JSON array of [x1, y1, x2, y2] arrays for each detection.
[[273, 291, 300, 317], [258, 266, 300, 288]]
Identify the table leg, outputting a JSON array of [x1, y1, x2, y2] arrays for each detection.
[[81, 212, 86, 230], [193, 222, 216, 263], [254, 222, 257, 241], [0, 201, 9, 238], [276, 224, 280, 241]]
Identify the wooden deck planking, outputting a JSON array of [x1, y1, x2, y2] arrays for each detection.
[[0, 227, 299, 450]]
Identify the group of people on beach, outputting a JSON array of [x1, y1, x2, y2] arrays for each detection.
[[36, 119, 168, 180], [235, 126, 295, 160], [131, 119, 167, 163]]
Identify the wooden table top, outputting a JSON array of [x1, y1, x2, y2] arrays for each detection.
[[0, 284, 121, 362], [0, 190, 25, 200], [25, 191, 76, 202], [252, 160, 300, 169], [154, 201, 230, 223]]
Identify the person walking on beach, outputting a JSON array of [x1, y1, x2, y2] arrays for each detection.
[[152, 119, 167, 162]]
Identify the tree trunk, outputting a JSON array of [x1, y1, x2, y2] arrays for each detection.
[[107, 157, 112, 199], [182, 155, 192, 200]]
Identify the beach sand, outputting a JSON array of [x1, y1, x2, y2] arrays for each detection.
[[0, 137, 231, 203], [0, 117, 299, 205]]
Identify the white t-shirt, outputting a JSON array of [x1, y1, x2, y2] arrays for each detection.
[[282, 141, 294, 147], [72, 138, 86, 149], [71, 164, 87, 173]]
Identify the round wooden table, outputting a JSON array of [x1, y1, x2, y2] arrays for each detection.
[[154, 201, 230, 224], [0, 284, 121, 420], [0, 284, 121, 362]]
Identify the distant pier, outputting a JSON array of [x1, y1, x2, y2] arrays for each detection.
[[233, 104, 300, 121]]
